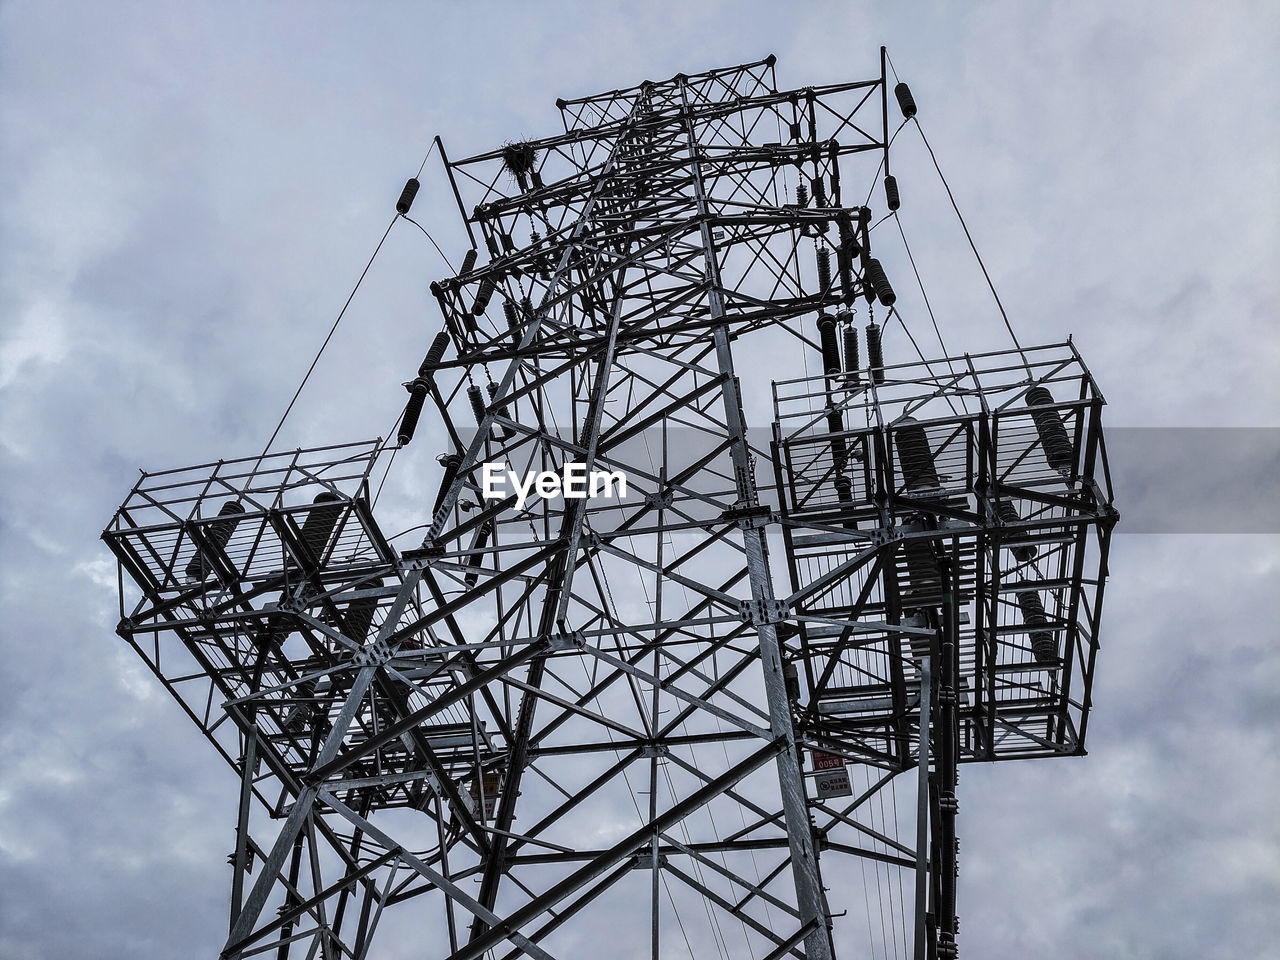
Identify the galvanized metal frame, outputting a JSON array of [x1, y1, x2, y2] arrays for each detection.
[[103, 52, 1116, 960]]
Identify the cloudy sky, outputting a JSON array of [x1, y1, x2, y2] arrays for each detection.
[[1, 1, 1277, 958]]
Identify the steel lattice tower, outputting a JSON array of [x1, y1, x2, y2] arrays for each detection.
[[104, 52, 1117, 959]]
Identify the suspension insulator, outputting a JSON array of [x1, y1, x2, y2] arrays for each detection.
[[842, 323, 860, 382], [866, 322, 885, 383], [343, 578, 384, 643], [398, 377, 430, 446], [894, 416, 940, 492], [796, 182, 809, 207], [811, 176, 827, 208], [465, 521, 493, 588], [1025, 386, 1074, 472], [837, 245, 856, 305], [529, 228, 542, 262], [460, 248, 478, 276], [1016, 590, 1057, 663], [838, 212, 861, 255], [815, 247, 832, 294], [997, 501, 1038, 561], [472, 277, 496, 316], [487, 380, 510, 440], [817, 314, 841, 375], [429, 281, 454, 325], [185, 499, 245, 580], [299, 492, 344, 563], [502, 298, 521, 331], [865, 257, 897, 307], [894, 82, 918, 119], [468, 384, 486, 426], [395, 178, 420, 215], [417, 331, 451, 378], [433, 452, 462, 514], [884, 174, 901, 211]]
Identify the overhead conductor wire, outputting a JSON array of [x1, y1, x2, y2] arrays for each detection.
[[885, 51, 1032, 376], [255, 137, 444, 475]]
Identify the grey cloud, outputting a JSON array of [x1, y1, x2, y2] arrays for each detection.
[[1, 2, 1277, 958]]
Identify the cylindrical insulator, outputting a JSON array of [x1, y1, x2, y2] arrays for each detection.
[[811, 176, 827, 208], [997, 501, 1038, 561], [396, 178, 420, 215], [1025, 386, 1074, 472], [828, 408, 847, 474], [472, 278, 495, 316], [433, 452, 462, 513], [894, 416, 940, 492], [418, 331, 451, 377], [894, 82, 918, 119], [817, 314, 841, 375], [343, 578, 383, 643], [257, 610, 292, 651], [831, 434, 848, 474], [866, 322, 885, 383], [1016, 591, 1057, 663], [815, 247, 832, 294], [901, 536, 941, 610], [468, 384, 486, 425], [834, 474, 854, 504], [796, 182, 809, 207], [842, 323, 860, 382], [865, 258, 897, 307], [502, 299, 520, 331], [460, 248, 478, 276], [185, 499, 245, 579], [299, 492, 343, 563], [884, 174, 901, 211], [398, 377, 429, 445]]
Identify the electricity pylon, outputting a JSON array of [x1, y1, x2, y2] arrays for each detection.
[[103, 52, 1117, 959]]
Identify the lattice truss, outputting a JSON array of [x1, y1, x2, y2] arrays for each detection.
[[104, 55, 1116, 960]]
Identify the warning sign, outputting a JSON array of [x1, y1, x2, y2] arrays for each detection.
[[470, 772, 502, 820], [815, 767, 853, 799]]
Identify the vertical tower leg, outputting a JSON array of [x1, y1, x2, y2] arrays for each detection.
[[914, 655, 932, 960]]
